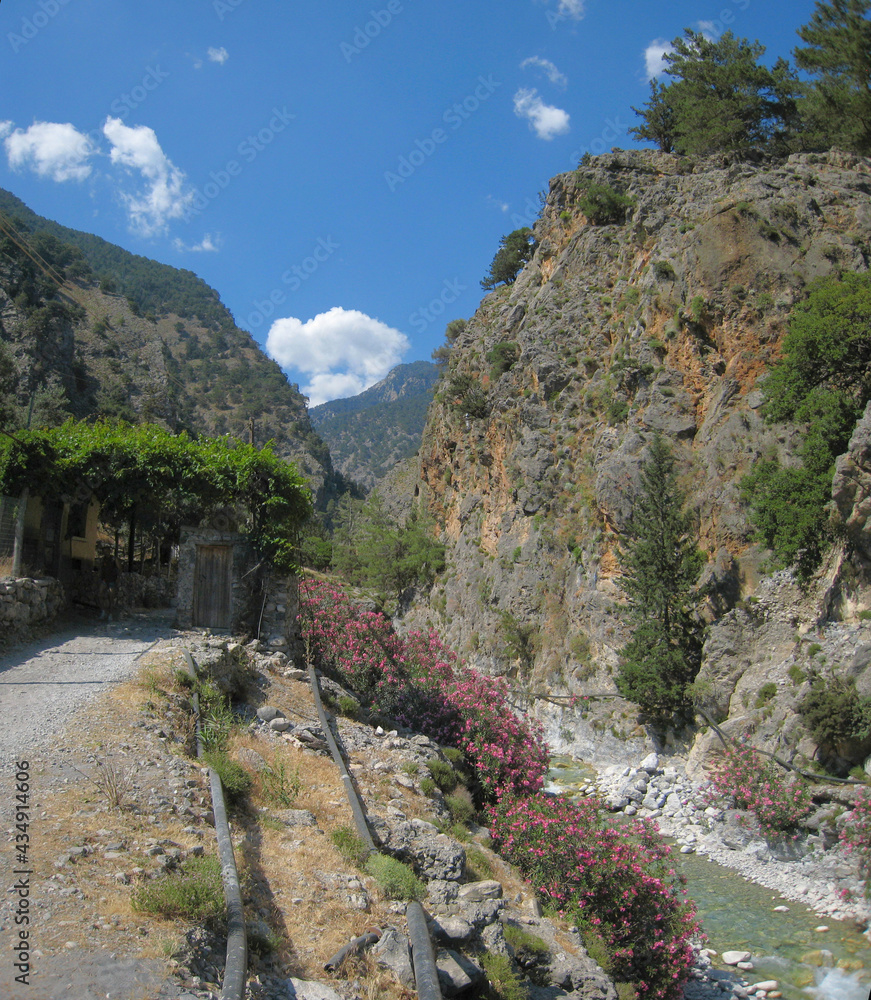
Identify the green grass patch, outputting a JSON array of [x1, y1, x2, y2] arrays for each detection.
[[465, 847, 495, 880], [364, 854, 425, 901], [203, 750, 252, 803], [330, 826, 370, 869], [481, 952, 528, 1000], [504, 923, 549, 957], [131, 855, 224, 922]]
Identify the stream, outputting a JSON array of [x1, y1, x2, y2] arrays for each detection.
[[547, 756, 871, 1000]]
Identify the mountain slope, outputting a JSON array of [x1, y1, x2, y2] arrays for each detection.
[[0, 194, 336, 501], [309, 361, 439, 489]]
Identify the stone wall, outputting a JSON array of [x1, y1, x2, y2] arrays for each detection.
[[70, 567, 174, 612], [0, 576, 65, 630], [258, 573, 301, 658]]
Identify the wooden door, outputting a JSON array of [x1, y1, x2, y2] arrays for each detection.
[[193, 544, 233, 628]]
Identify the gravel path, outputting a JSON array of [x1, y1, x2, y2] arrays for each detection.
[[0, 610, 202, 1000], [0, 611, 177, 766]]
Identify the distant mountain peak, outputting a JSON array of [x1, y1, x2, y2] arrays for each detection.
[[309, 361, 439, 488]]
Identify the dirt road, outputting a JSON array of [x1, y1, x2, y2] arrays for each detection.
[[0, 610, 204, 1000]]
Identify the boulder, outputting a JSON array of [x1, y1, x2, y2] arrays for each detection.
[[436, 948, 483, 997], [372, 926, 414, 987], [456, 880, 503, 903]]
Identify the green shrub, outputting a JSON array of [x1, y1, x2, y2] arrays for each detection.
[[330, 826, 370, 868], [480, 953, 527, 1000], [445, 792, 476, 825], [788, 663, 807, 685], [577, 182, 635, 225], [487, 341, 520, 380], [364, 854, 425, 901], [798, 675, 871, 750], [196, 679, 236, 753], [420, 777, 436, 796], [653, 260, 676, 280], [446, 373, 488, 418], [428, 759, 459, 793], [755, 682, 778, 709], [131, 855, 224, 922], [203, 750, 252, 803], [337, 695, 359, 718]]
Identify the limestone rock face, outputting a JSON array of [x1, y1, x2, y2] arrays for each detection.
[[398, 147, 871, 762], [832, 401, 871, 561]]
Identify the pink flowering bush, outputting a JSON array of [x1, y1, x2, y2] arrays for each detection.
[[299, 577, 700, 999], [489, 793, 701, 1000], [706, 744, 812, 837], [840, 786, 871, 894], [299, 578, 548, 797]]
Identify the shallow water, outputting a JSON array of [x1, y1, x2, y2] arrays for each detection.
[[546, 758, 871, 1000], [672, 847, 870, 999]]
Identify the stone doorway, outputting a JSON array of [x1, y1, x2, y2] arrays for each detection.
[[192, 543, 233, 629]]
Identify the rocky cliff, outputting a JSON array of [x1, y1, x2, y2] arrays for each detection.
[[401, 148, 871, 765]]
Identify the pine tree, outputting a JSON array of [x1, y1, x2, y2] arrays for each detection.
[[615, 436, 705, 722], [794, 0, 871, 154], [480, 228, 537, 290], [629, 80, 677, 152], [631, 30, 802, 157]]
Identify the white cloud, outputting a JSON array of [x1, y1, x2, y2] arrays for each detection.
[[0, 121, 12, 141], [521, 56, 568, 88], [173, 233, 221, 253], [208, 46, 229, 64], [266, 306, 409, 405], [103, 117, 194, 236], [644, 39, 674, 80], [4, 121, 96, 182], [513, 88, 570, 141], [304, 372, 372, 404], [557, 0, 585, 18]]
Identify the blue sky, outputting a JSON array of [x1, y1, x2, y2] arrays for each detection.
[[0, 0, 819, 404]]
